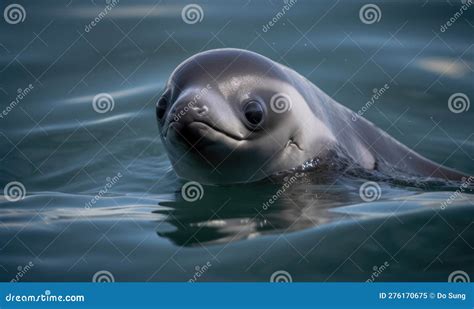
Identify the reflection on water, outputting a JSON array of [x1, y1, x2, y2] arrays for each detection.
[[156, 175, 473, 247], [155, 178, 344, 246], [1, 0, 473, 281]]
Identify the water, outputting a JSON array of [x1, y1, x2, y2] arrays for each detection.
[[1, 0, 473, 282]]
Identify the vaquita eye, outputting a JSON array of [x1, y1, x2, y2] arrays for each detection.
[[243, 100, 264, 126], [156, 96, 168, 120]]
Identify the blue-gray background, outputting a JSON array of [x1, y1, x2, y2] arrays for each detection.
[[0, 0, 473, 281]]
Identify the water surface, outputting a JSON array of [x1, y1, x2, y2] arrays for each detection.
[[1, 0, 473, 282]]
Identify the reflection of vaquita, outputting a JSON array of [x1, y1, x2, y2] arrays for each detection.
[[262, 174, 300, 210], [181, 4, 204, 24], [359, 4, 381, 24], [270, 270, 293, 282], [92, 93, 115, 113], [448, 270, 470, 283], [4, 181, 26, 202], [181, 181, 204, 202], [448, 93, 470, 113], [92, 270, 115, 282], [4, 4, 26, 24], [359, 181, 381, 202], [270, 93, 292, 113]]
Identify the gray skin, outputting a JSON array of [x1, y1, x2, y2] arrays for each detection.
[[156, 48, 466, 185]]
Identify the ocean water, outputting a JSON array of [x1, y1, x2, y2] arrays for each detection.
[[1, 0, 473, 282]]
